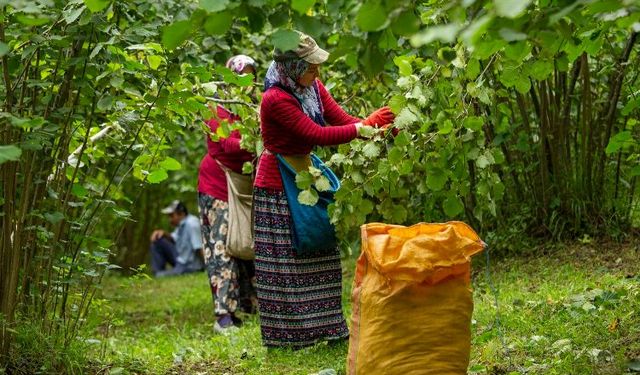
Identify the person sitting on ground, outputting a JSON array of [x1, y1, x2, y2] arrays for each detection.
[[150, 200, 204, 277]]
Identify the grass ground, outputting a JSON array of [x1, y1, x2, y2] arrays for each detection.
[[85, 241, 640, 374]]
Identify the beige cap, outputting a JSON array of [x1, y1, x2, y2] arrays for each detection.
[[275, 31, 329, 64]]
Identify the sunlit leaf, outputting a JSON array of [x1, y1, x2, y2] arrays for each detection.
[[160, 157, 182, 171], [16, 14, 51, 26], [362, 143, 381, 159], [463, 116, 484, 131], [410, 23, 461, 47], [0, 145, 22, 164], [83, 0, 110, 13], [146, 55, 162, 70], [64, 6, 85, 24], [291, 0, 315, 14], [315, 176, 331, 192], [606, 131, 634, 155], [147, 169, 169, 183], [298, 189, 319, 206], [199, 0, 229, 12], [494, 0, 532, 18]]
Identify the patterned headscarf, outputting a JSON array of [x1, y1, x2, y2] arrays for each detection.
[[264, 59, 324, 125], [225, 55, 256, 74]]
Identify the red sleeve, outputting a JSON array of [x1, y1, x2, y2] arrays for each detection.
[[219, 133, 242, 154], [264, 89, 358, 146], [317, 80, 361, 126]]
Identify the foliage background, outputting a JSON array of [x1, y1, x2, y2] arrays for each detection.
[[2, 0, 640, 372]]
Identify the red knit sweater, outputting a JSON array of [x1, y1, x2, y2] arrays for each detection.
[[255, 80, 361, 190], [198, 106, 254, 201]]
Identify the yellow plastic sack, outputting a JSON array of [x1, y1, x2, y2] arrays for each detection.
[[347, 222, 485, 375]]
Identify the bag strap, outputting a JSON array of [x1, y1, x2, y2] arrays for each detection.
[[214, 158, 231, 173]]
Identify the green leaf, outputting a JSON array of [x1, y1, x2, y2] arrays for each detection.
[[147, 169, 169, 183], [0, 145, 22, 164], [476, 155, 491, 168], [64, 6, 85, 24], [298, 189, 319, 206], [199, 0, 229, 12], [394, 107, 419, 128], [292, 0, 315, 14], [427, 168, 448, 191], [514, 77, 531, 93], [443, 195, 464, 217], [160, 157, 182, 171], [146, 55, 162, 70], [378, 29, 397, 51], [388, 94, 407, 114], [393, 56, 413, 76], [362, 143, 381, 159], [15, 15, 51, 26], [528, 59, 554, 81], [97, 95, 113, 111], [504, 41, 531, 61], [0, 42, 9, 58], [438, 47, 457, 62], [44, 211, 65, 224], [315, 176, 331, 192], [494, 0, 531, 18], [83, 0, 110, 13], [388, 147, 404, 164], [410, 23, 461, 47], [394, 131, 411, 147], [499, 28, 527, 41], [391, 10, 420, 37], [391, 205, 408, 223], [438, 119, 454, 134], [272, 29, 300, 51], [356, 2, 387, 32], [361, 44, 385, 77], [606, 131, 634, 155], [72, 184, 89, 198], [295, 171, 314, 189], [460, 14, 494, 47], [463, 116, 484, 131], [161, 20, 193, 50], [204, 11, 233, 35], [358, 125, 377, 138], [466, 59, 480, 79]]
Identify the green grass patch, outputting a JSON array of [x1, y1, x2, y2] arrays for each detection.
[[84, 242, 640, 374]]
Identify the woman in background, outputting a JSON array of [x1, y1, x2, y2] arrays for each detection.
[[197, 55, 258, 333]]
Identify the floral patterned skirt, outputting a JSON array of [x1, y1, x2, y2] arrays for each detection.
[[198, 193, 257, 316], [253, 188, 349, 348]]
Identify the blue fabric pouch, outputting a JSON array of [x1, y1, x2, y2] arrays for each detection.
[[276, 153, 340, 255]]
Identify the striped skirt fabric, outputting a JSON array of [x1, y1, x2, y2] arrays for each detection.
[[253, 188, 349, 348]]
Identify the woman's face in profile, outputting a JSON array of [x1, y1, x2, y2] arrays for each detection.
[[297, 64, 320, 87]]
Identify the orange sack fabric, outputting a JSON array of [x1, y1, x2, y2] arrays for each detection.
[[347, 222, 485, 375]]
